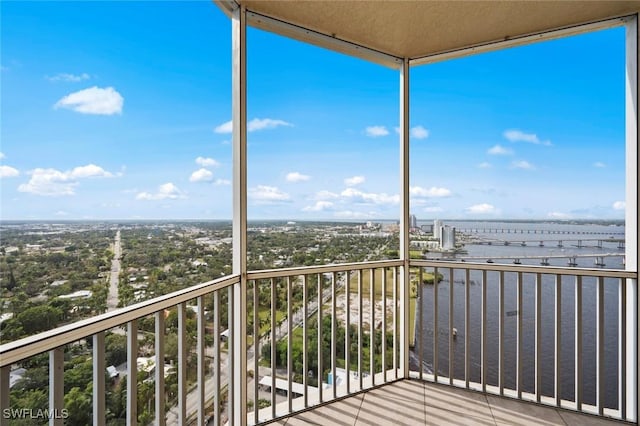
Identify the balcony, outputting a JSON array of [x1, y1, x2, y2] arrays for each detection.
[[1, 260, 636, 425], [1, 1, 638, 425]]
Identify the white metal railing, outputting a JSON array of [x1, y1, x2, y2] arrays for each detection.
[[1, 274, 239, 426], [0, 260, 637, 425], [245, 260, 403, 424], [409, 259, 637, 422]]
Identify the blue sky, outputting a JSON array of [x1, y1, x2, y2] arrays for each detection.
[[0, 1, 627, 221]]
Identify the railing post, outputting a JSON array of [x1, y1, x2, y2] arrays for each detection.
[[0, 366, 8, 426], [93, 332, 106, 426], [126, 321, 138, 425], [399, 56, 411, 379], [625, 13, 639, 424], [49, 347, 64, 426], [231, 3, 248, 425]]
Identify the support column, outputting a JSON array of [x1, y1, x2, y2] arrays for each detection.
[[399, 57, 411, 378], [625, 14, 639, 424], [231, 4, 248, 425]]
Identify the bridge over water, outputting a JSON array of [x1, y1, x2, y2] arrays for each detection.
[[457, 227, 624, 236], [437, 253, 625, 267], [468, 237, 625, 249]]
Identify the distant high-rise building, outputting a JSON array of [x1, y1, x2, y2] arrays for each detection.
[[409, 214, 417, 229], [434, 219, 443, 239], [440, 225, 456, 250]]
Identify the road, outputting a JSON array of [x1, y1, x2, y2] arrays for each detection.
[[106, 230, 121, 312]]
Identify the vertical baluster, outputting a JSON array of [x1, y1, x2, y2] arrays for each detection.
[[317, 273, 323, 402], [332, 271, 337, 398], [213, 291, 221, 426], [517, 271, 523, 399], [499, 270, 504, 395], [393, 266, 398, 379], [358, 269, 363, 390], [197, 296, 206, 425], [127, 321, 138, 425], [49, 347, 64, 426], [481, 270, 487, 393], [555, 275, 562, 408], [155, 312, 166, 426], [535, 273, 542, 404], [345, 270, 351, 394], [303, 275, 308, 408], [178, 303, 187, 423], [465, 268, 470, 389], [575, 275, 583, 411], [434, 266, 439, 382], [227, 286, 234, 422], [287, 276, 293, 414], [253, 280, 259, 424], [449, 268, 454, 385], [0, 366, 9, 426], [382, 267, 387, 382], [370, 268, 375, 386], [418, 267, 424, 380], [620, 277, 626, 420], [271, 278, 276, 419], [597, 276, 604, 416], [93, 332, 105, 426]]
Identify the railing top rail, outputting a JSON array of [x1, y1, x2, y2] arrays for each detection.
[[247, 259, 404, 280], [409, 259, 638, 278], [0, 274, 240, 367]]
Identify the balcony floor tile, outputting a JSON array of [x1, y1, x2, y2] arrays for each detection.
[[279, 379, 628, 426]]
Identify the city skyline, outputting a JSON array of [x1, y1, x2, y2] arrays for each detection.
[[1, 1, 627, 221]]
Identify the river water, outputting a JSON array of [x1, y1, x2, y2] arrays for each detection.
[[411, 220, 626, 408]]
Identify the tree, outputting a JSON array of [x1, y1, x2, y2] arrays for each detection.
[[16, 305, 62, 335], [64, 387, 91, 426]]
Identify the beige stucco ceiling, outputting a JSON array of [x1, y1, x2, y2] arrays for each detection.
[[235, 1, 639, 62]]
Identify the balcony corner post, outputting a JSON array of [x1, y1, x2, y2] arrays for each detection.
[[625, 14, 639, 423], [399, 57, 411, 379], [231, 3, 248, 425]]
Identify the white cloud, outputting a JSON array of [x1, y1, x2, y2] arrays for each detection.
[[424, 206, 443, 213], [248, 185, 290, 203], [0, 166, 19, 178], [411, 125, 429, 139], [46, 72, 90, 82], [503, 129, 551, 146], [248, 118, 292, 132], [17, 164, 115, 196], [214, 178, 231, 186], [594, 162, 606, 168], [0, 152, 5, 160], [190, 168, 214, 182], [510, 160, 535, 170], [344, 175, 365, 186], [487, 145, 512, 155], [334, 210, 376, 219], [214, 121, 233, 134], [54, 86, 123, 115], [286, 172, 310, 183], [548, 211, 571, 219], [314, 190, 339, 200], [340, 188, 399, 205], [214, 118, 293, 134], [365, 126, 389, 137], [136, 183, 184, 201], [195, 156, 220, 167], [69, 164, 114, 178], [303, 201, 334, 212], [410, 186, 451, 197], [613, 201, 626, 210], [477, 162, 492, 169], [466, 203, 497, 214], [55, 210, 69, 216]]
